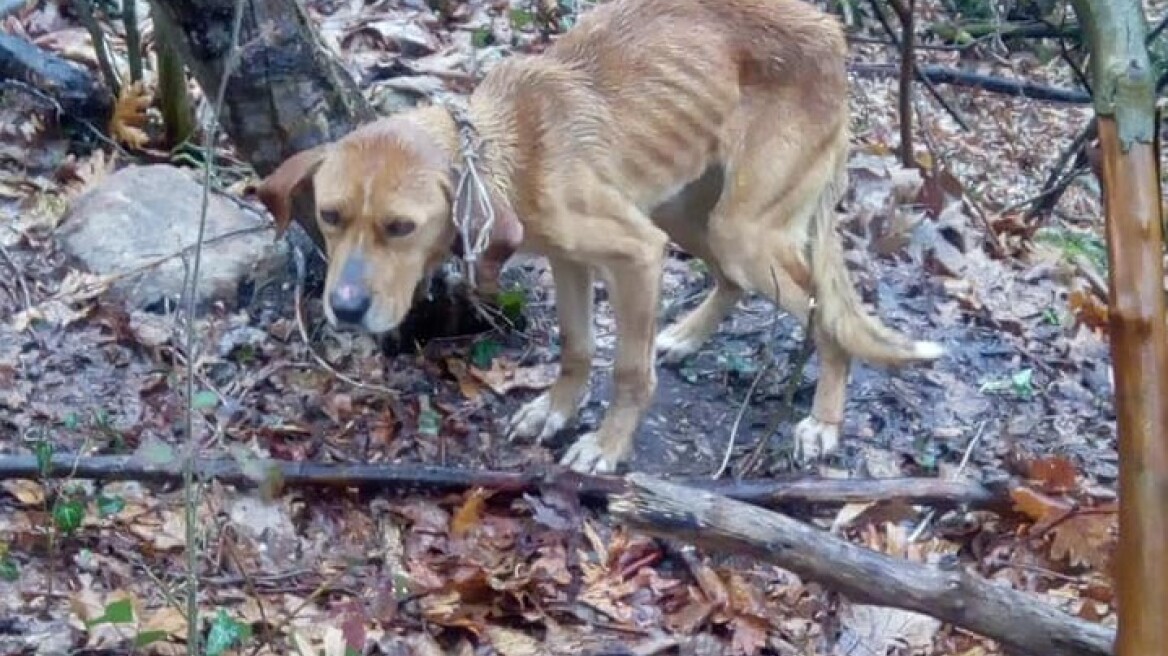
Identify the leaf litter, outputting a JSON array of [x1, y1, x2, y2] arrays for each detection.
[[0, 0, 1147, 653]]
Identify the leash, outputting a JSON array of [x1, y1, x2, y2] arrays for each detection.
[[446, 102, 496, 290]]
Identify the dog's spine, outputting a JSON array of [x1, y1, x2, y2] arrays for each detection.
[[809, 140, 945, 366]]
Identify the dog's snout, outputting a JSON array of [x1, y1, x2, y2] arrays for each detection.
[[329, 254, 371, 325], [329, 284, 372, 324]]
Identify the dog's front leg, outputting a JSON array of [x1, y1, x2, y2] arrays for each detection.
[[508, 257, 595, 442], [561, 243, 665, 474]]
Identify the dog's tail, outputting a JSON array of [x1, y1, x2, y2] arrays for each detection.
[[807, 141, 945, 367]]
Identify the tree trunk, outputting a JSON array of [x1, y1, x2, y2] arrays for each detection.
[[1069, 2, 1168, 656], [147, 0, 492, 344], [147, 0, 373, 261]]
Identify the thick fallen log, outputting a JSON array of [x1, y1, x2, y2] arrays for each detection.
[[0, 454, 1004, 512], [0, 32, 111, 121], [850, 62, 1092, 104], [609, 473, 1115, 656]]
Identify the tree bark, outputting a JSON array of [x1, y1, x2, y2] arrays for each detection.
[[148, 0, 374, 259], [610, 473, 1115, 656], [1070, 2, 1168, 656]]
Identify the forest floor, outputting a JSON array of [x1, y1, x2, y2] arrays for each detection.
[[0, 0, 1156, 654]]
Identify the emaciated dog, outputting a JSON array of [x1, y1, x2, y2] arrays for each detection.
[[255, 0, 944, 474]]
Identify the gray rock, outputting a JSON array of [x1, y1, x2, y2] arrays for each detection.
[[57, 164, 288, 312]]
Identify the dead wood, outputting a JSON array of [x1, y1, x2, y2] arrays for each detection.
[[609, 473, 1115, 656], [850, 62, 1092, 104], [0, 454, 1004, 511], [0, 32, 112, 121]]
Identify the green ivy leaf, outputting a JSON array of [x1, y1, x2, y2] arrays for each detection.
[[33, 440, 53, 477], [470, 339, 501, 370], [417, 395, 441, 437], [205, 608, 251, 656], [52, 498, 86, 535], [96, 494, 125, 518], [134, 630, 170, 647], [509, 7, 534, 28], [497, 288, 526, 323], [0, 555, 19, 582], [471, 27, 492, 48], [89, 598, 135, 626]]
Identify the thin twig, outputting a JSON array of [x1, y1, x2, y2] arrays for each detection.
[[714, 267, 787, 479], [907, 420, 986, 542], [739, 299, 819, 478], [182, 1, 246, 653]]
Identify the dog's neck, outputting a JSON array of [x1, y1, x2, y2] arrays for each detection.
[[405, 102, 516, 208]]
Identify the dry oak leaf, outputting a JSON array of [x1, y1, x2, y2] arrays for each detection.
[[1049, 511, 1116, 572], [108, 80, 153, 149]]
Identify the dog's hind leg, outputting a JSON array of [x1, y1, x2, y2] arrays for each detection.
[[651, 168, 744, 363], [508, 257, 596, 442]]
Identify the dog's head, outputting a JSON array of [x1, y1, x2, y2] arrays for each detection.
[[255, 113, 522, 335]]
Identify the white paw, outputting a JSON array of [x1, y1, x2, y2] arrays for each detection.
[[507, 392, 570, 443], [560, 432, 621, 474], [655, 324, 702, 363], [793, 416, 841, 463]]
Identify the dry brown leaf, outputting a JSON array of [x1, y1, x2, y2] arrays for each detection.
[[1025, 455, 1079, 493], [1009, 485, 1072, 523], [108, 80, 153, 150], [446, 357, 484, 400], [140, 606, 188, 639], [1049, 511, 1116, 572], [450, 487, 493, 538], [1068, 288, 1109, 332], [470, 360, 558, 395], [1, 479, 46, 506], [485, 625, 548, 656]]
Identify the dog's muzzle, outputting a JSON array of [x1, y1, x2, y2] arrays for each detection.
[[328, 255, 372, 325]]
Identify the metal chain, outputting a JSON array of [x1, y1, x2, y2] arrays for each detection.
[[447, 102, 496, 289]]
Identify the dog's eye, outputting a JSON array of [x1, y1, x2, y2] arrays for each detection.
[[384, 220, 416, 238], [319, 210, 342, 226]]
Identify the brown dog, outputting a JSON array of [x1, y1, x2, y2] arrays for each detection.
[[255, 0, 944, 474]]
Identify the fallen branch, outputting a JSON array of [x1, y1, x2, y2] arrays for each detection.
[[0, 32, 112, 121], [609, 473, 1115, 656], [850, 63, 1092, 104], [928, 20, 1080, 43], [0, 454, 1005, 512]]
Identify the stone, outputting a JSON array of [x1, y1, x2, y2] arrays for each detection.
[[57, 164, 288, 312]]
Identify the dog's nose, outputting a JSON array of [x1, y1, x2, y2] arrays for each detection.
[[329, 284, 371, 325]]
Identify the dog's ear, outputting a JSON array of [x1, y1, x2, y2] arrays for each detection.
[[254, 145, 330, 237]]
